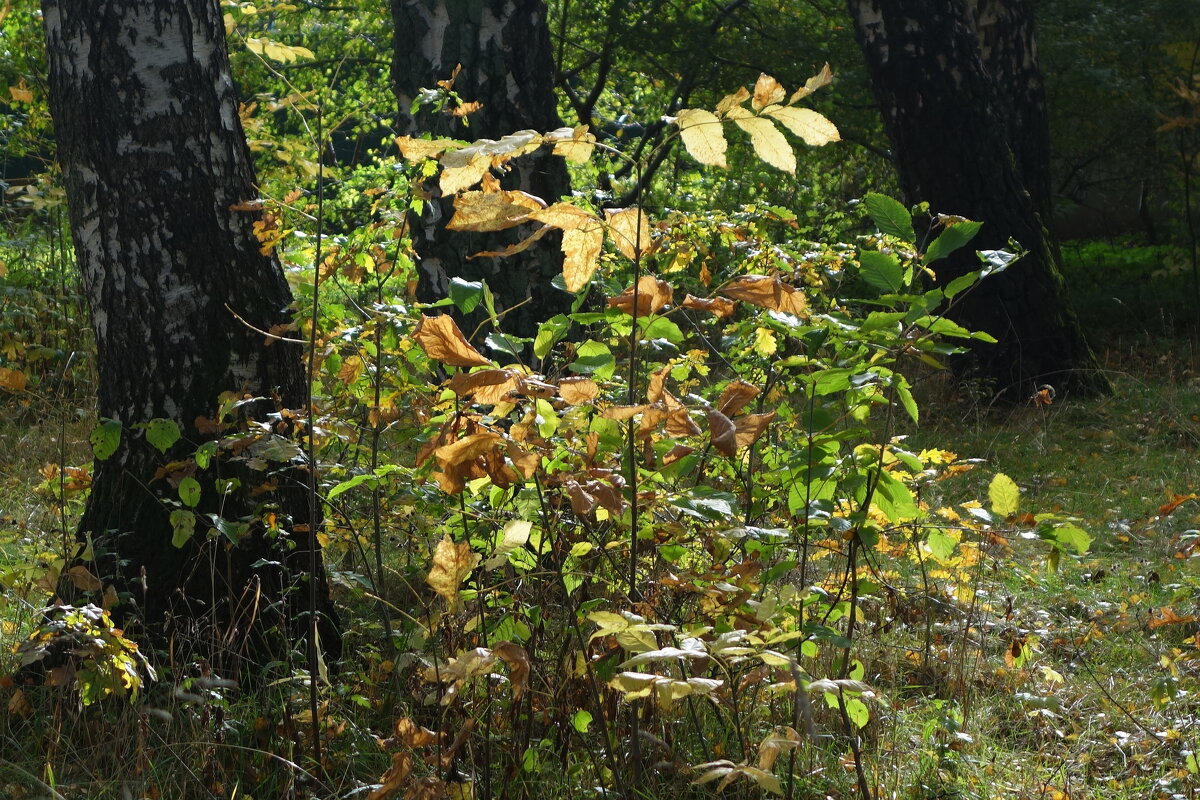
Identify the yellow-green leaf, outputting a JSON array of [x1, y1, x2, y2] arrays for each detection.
[[988, 472, 1020, 517]]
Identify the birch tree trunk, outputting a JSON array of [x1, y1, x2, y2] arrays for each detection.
[[43, 0, 340, 666], [393, 0, 572, 341], [847, 0, 1107, 398]]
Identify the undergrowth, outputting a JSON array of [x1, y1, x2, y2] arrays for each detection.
[[1, 73, 1199, 800]]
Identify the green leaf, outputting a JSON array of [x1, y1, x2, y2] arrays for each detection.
[[178, 477, 201, 508], [859, 250, 904, 293], [90, 418, 122, 460], [988, 473, 1020, 517], [170, 509, 196, 548], [944, 270, 981, 299], [894, 375, 918, 424], [485, 332, 528, 360], [533, 314, 570, 359], [449, 278, 484, 314], [571, 709, 593, 733], [572, 340, 616, 380], [194, 440, 217, 469], [863, 193, 915, 242], [926, 530, 956, 560], [1051, 523, 1092, 555], [844, 696, 870, 729], [145, 418, 181, 454], [924, 220, 983, 264]]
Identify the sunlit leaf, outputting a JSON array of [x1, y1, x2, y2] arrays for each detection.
[[723, 274, 806, 315], [446, 190, 545, 232], [863, 193, 915, 242], [763, 105, 840, 146], [681, 294, 736, 318], [726, 106, 794, 173], [607, 275, 673, 317], [413, 315, 493, 367], [426, 535, 480, 607], [604, 207, 654, 260], [676, 108, 728, 168], [988, 473, 1020, 517], [752, 73, 787, 110]]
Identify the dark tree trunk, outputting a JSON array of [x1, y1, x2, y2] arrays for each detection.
[[43, 0, 340, 667], [393, 0, 572, 341], [847, 0, 1107, 398], [968, 0, 1054, 221]]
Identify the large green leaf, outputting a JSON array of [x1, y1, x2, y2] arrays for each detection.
[[863, 193, 915, 242]]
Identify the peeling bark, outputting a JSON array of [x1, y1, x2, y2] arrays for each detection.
[[847, 0, 1107, 398], [43, 0, 340, 667], [393, 0, 572, 341]]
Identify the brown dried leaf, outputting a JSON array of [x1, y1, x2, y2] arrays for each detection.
[[716, 86, 751, 115], [0, 367, 27, 392], [559, 376, 600, 405], [789, 63, 834, 103], [368, 751, 412, 800], [446, 369, 518, 400], [506, 442, 540, 478], [637, 405, 668, 438], [567, 480, 597, 515], [757, 726, 802, 771], [718, 380, 760, 417], [723, 274, 806, 316], [608, 275, 673, 318], [66, 565, 103, 592], [446, 190, 545, 233], [1149, 606, 1197, 629], [706, 409, 737, 458], [752, 74, 787, 111], [471, 225, 552, 260], [434, 432, 504, 470], [413, 315, 493, 367], [734, 411, 776, 450], [604, 207, 654, 260], [666, 408, 701, 438], [395, 718, 438, 748], [426, 535, 480, 606], [646, 365, 671, 404], [602, 404, 647, 421], [662, 444, 695, 465], [681, 294, 736, 318], [492, 641, 531, 701]]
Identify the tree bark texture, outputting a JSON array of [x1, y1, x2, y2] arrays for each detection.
[[393, 0, 572, 341], [43, 0, 340, 666], [847, 0, 1107, 397]]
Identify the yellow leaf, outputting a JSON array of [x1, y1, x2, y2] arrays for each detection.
[[752, 74, 787, 111], [559, 224, 604, 293], [604, 207, 654, 260], [426, 535, 480, 606], [445, 368, 520, 400], [412, 315, 493, 367], [753, 326, 778, 356], [547, 125, 597, 163], [434, 432, 504, 470], [396, 135, 464, 162], [446, 190, 545, 232], [676, 109, 728, 168], [439, 157, 491, 195], [726, 107, 794, 173], [764, 106, 841, 146]]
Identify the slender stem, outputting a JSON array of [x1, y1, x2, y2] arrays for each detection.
[[303, 105, 325, 769]]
